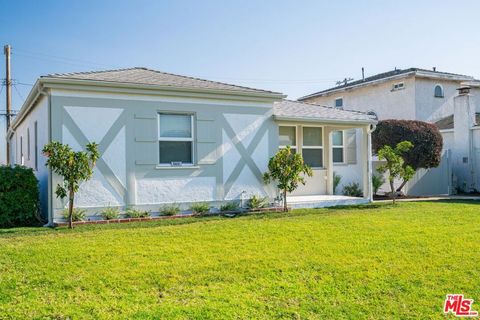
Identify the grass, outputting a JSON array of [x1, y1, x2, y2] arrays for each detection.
[[0, 201, 479, 319]]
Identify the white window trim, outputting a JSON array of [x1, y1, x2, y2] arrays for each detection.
[[158, 113, 195, 167], [279, 125, 297, 151], [332, 130, 345, 164], [334, 97, 343, 109], [434, 84, 444, 98], [301, 125, 324, 169], [392, 82, 405, 91]]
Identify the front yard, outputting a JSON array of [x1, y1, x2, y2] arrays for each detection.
[[1, 201, 479, 319]]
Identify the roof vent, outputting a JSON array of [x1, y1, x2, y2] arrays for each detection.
[[433, 67, 436, 72]]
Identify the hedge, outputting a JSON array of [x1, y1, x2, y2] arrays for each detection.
[[372, 119, 443, 170], [0, 165, 41, 228]]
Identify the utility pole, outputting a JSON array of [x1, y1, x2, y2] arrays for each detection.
[[4, 44, 11, 164]]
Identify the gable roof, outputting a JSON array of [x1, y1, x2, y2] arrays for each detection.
[[273, 100, 376, 124], [43, 67, 283, 96], [298, 68, 474, 100], [434, 113, 480, 130]]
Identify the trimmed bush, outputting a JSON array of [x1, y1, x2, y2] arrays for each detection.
[[62, 208, 86, 222], [160, 204, 181, 216], [372, 174, 385, 196], [373, 120, 443, 170], [0, 165, 41, 227]]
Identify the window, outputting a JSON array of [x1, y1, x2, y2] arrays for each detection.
[[332, 131, 344, 163], [335, 98, 343, 108], [302, 127, 323, 168], [34, 122, 38, 171], [279, 126, 296, 152], [27, 128, 30, 161], [392, 82, 405, 91], [434, 85, 444, 98], [158, 113, 194, 166]]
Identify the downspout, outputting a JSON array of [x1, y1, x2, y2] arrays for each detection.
[[367, 123, 377, 202]]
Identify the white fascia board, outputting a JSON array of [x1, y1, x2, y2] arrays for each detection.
[[273, 115, 377, 126], [9, 80, 46, 135]]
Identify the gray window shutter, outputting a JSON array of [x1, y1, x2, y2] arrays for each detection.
[[346, 129, 357, 164]]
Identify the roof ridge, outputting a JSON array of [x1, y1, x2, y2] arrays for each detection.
[[140, 67, 280, 94], [43, 67, 142, 78]]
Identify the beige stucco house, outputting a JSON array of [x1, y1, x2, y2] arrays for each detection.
[[8, 68, 377, 225]]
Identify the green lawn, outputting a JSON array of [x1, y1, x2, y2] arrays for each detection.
[[1, 201, 479, 319]]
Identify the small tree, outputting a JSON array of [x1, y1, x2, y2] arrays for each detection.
[[377, 141, 415, 204], [373, 120, 442, 192], [372, 174, 385, 196], [43, 141, 99, 229], [263, 146, 313, 212]]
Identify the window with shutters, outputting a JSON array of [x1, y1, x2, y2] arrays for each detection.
[[332, 131, 344, 163], [158, 113, 194, 166]]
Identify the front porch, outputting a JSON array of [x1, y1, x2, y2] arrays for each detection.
[[287, 195, 369, 209]]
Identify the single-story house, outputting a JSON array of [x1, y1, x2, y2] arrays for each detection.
[[8, 67, 377, 225]]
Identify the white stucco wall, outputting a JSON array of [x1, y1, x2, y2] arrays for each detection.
[[415, 78, 459, 122], [305, 77, 417, 120], [10, 96, 50, 218]]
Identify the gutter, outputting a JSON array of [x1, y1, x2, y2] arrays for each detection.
[[273, 115, 377, 126]]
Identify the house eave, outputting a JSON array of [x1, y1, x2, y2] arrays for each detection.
[[273, 115, 377, 126]]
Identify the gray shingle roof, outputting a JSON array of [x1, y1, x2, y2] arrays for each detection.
[[434, 113, 480, 130], [43, 67, 283, 95], [299, 68, 474, 100], [273, 100, 376, 123]]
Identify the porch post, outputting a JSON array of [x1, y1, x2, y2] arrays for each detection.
[[325, 127, 333, 195], [362, 125, 373, 201]]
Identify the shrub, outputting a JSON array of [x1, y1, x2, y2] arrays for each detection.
[[343, 182, 363, 197], [125, 207, 150, 218], [372, 120, 442, 191], [62, 208, 86, 222], [101, 207, 119, 220], [246, 195, 268, 210], [372, 174, 385, 196], [0, 165, 41, 227], [333, 172, 342, 194], [189, 202, 210, 215], [160, 204, 181, 216], [220, 202, 239, 212]]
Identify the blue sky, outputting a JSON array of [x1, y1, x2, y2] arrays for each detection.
[[2, 0, 480, 161]]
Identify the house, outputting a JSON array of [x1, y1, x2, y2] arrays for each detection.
[[299, 68, 474, 123], [299, 68, 478, 196], [8, 67, 376, 225], [434, 84, 480, 193]]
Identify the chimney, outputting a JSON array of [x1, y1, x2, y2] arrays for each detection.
[[457, 86, 471, 95]]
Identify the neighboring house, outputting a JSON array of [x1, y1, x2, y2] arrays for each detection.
[[299, 68, 478, 196], [299, 68, 474, 123], [434, 85, 480, 193], [8, 67, 376, 225]]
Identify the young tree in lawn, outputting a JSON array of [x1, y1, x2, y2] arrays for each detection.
[[377, 141, 415, 204], [263, 146, 313, 212], [373, 120, 442, 192], [43, 141, 99, 229]]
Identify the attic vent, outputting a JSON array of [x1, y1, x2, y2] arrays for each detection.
[[392, 82, 405, 91]]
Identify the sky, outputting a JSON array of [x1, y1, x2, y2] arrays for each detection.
[[2, 0, 480, 162]]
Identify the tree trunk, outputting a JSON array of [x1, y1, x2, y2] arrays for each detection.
[[389, 179, 396, 205], [283, 189, 288, 212], [395, 179, 407, 193], [68, 188, 74, 229]]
